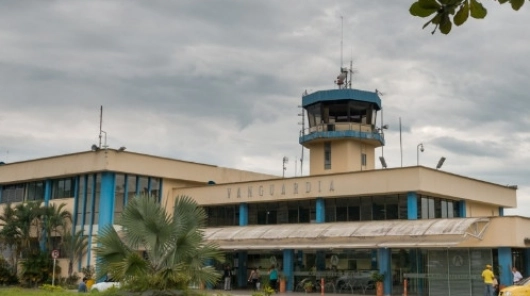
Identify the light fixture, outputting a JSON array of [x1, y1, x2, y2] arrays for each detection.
[[379, 156, 387, 168], [417, 143, 424, 165], [436, 157, 446, 169], [118, 146, 126, 152], [91, 144, 99, 151]]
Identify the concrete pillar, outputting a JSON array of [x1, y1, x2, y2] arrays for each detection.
[[407, 192, 418, 220], [378, 248, 392, 296], [316, 197, 325, 223], [498, 247, 512, 287], [239, 203, 248, 226], [283, 249, 295, 291]]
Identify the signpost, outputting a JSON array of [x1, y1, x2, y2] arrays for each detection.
[[51, 250, 59, 286]]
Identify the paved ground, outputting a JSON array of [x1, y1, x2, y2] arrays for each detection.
[[205, 289, 374, 296]]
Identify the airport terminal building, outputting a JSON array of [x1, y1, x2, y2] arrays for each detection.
[[1, 82, 529, 296]]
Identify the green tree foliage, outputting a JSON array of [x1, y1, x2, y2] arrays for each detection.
[[94, 195, 223, 292], [410, 0, 527, 34], [0, 201, 74, 284], [62, 229, 88, 278]]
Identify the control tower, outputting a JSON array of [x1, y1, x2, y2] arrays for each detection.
[[299, 68, 385, 175]]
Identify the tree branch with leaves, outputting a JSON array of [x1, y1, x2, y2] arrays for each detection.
[[410, 0, 527, 34]]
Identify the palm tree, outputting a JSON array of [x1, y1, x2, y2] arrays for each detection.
[[0, 204, 23, 271], [61, 228, 88, 278], [41, 203, 72, 252], [12, 201, 41, 255], [94, 195, 223, 291]]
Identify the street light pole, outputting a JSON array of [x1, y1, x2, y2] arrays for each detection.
[[417, 143, 424, 166]]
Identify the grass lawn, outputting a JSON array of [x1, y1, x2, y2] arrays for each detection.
[[0, 287, 79, 296]]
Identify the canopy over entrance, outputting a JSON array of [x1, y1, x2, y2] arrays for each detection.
[[202, 218, 490, 250]]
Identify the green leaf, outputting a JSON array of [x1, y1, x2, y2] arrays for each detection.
[[418, 0, 442, 10], [454, 2, 469, 26], [510, 0, 525, 11], [410, 1, 439, 17], [440, 14, 453, 34], [498, 0, 509, 3], [470, 0, 487, 19]]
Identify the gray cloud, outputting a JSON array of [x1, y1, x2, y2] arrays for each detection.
[[1, 0, 530, 215]]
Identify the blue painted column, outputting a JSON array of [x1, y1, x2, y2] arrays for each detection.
[[0, 185, 3, 203], [499, 207, 504, 216], [316, 197, 325, 223], [315, 198, 326, 272], [407, 192, 418, 220], [239, 203, 248, 226], [87, 175, 97, 269], [44, 179, 52, 206], [72, 176, 80, 230], [41, 180, 52, 250], [498, 247, 512, 287], [458, 200, 467, 217], [378, 248, 392, 296], [98, 172, 116, 228], [237, 251, 248, 288], [283, 249, 295, 291]]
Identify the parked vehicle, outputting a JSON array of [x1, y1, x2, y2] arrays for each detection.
[[499, 277, 530, 296]]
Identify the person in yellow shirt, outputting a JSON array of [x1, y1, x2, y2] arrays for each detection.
[[481, 264, 496, 296]]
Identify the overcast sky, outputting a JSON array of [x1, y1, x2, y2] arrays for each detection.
[[1, 1, 529, 216]]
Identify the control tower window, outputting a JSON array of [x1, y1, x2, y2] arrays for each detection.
[[324, 142, 331, 170]]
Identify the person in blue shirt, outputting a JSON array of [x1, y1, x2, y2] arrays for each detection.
[[269, 265, 278, 292], [78, 277, 88, 293]]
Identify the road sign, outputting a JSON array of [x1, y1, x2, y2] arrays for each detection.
[[51, 249, 59, 259]]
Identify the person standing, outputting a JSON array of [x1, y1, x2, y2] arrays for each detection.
[[248, 267, 260, 290], [513, 267, 523, 284], [269, 265, 278, 292], [224, 265, 232, 291], [482, 264, 496, 296]]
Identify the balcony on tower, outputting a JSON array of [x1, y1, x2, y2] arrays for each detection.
[[299, 88, 385, 174]]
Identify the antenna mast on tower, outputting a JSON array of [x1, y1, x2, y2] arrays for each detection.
[[99, 106, 103, 148]]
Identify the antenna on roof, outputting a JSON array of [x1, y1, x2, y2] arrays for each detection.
[[340, 15, 344, 69], [99, 105, 103, 148]]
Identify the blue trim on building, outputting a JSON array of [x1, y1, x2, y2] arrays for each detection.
[[302, 89, 382, 110], [407, 192, 418, 220], [239, 203, 248, 226], [316, 198, 325, 223], [283, 249, 294, 291], [499, 207, 504, 216], [79, 175, 88, 272], [237, 251, 247, 288], [72, 176, 79, 230], [41, 179, 53, 250], [459, 201, 467, 217], [378, 248, 392, 295], [99, 172, 116, 228], [44, 179, 52, 206], [87, 174, 97, 268], [498, 247, 512, 286], [299, 130, 384, 146]]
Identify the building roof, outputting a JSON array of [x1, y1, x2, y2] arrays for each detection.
[[202, 218, 490, 249], [302, 89, 382, 109]]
